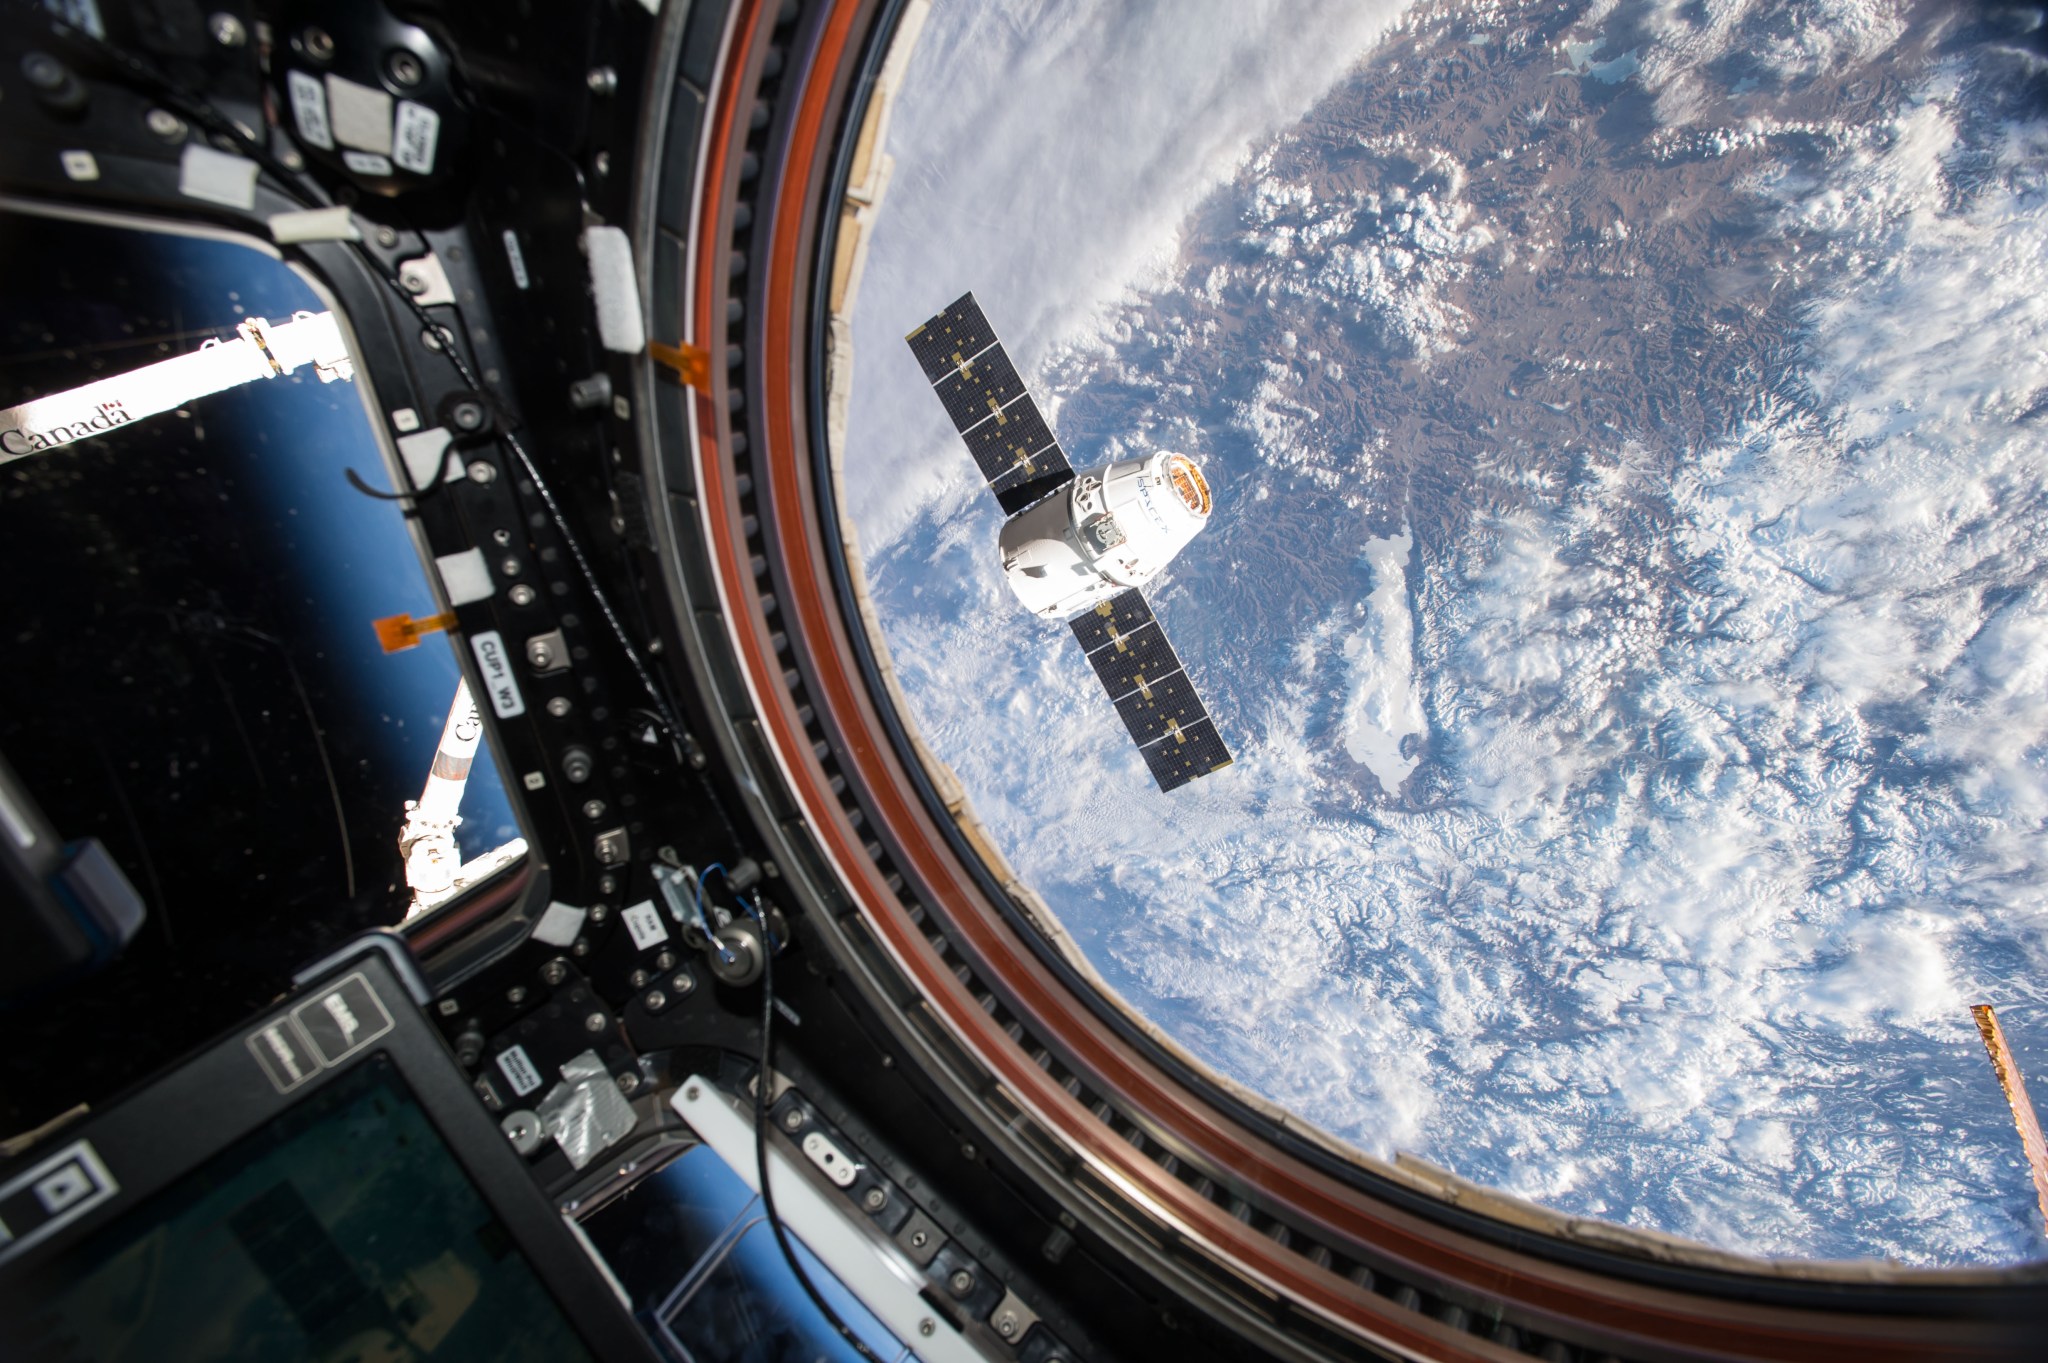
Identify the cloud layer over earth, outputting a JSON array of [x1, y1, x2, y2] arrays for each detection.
[[844, 0, 2048, 1265]]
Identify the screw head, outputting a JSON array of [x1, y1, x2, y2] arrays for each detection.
[[918, 1319, 935, 1338], [301, 27, 335, 61], [616, 1071, 639, 1095], [594, 151, 611, 177], [909, 1229, 929, 1249], [644, 989, 667, 1011], [781, 1107, 805, 1132], [375, 225, 399, 249], [582, 799, 607, 820], [540, 959, 568, 986], [862, 1187, 887, 1212], [584, 1011, 606, 1032], [947, 1269, 974, 1298], [467, 460, 496, 484], [509, 584, 537, 606], [21, 52, 65, 90], [995, 1314, 1018, 1338], [684, 1085, 701, 1101], [597, 875, 618, 896], [145, 107, 186, 140], [589, 903, 610, 923], [209, 12, 246, 46], [385, 49, 424, 88], [506, 984, 527, 1004], [526, 640, 553, 668], [450, 400, 486, 431], [672, 972, 694, 995], [628, 968, 649, 988], [655, 950, 677, 971], [546, 696, 572, 718], [586, 66, 618, 95]]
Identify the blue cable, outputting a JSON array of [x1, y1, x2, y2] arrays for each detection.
[[695, 862, 733, 962]]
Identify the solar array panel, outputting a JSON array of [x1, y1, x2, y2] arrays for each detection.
[[1068, 589, 1234, 793], [907, 292, 1072, 512]]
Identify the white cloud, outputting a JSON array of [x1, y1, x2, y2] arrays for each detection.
[[845, 0, 1415, 548]]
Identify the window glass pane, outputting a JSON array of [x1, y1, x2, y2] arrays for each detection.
[[842, 1, 2048, 1266]]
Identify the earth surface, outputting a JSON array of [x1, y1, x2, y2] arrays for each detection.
[[841, 0, 2048, 1265]]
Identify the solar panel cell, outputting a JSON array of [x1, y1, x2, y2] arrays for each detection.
[[1068, 590, 1155, 655], [1080, 621, 1184, 701], [905, 292, 997, 384], [934, 344, 1028, 432], [1138, 718, 1234, 793]]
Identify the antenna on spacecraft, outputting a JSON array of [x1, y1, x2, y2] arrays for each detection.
[[905, 292, 1233, 793]]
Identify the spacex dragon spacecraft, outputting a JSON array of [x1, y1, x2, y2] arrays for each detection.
[[906, 293, 1234, 792]]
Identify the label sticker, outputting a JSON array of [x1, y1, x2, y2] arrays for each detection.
[[502, 229, 530, 290], [287, 70, 333, 150], [393, 100, 441, 175], [532, 900, 586, 948], [247, 1019, 318, 1093], [342, 151, 394, 177], [622, 900, 668, 951], [325, 73, 393, 154], [497, 1045, 544, 1097], [178, 143, 258, 210], [469, 631, 526, 718], [290, 972, 394, 1068], [0, 1141, 116, 1267]]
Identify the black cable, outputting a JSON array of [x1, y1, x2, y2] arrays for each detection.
[[752, 914, 883, 1362]]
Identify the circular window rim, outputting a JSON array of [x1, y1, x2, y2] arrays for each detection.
[[794, 0, 2048, 1293]]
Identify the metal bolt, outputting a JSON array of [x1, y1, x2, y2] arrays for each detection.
[[209, 12, 246, 47], [541, 959, 569, 986], [918, 1319, 935, 1338], [781, 1107, 805, 1132], [586, 66, 618, 95], [375, 225, 399, 249], [21, 53, 65, 91], [572, 939, 591, 957], [655, 950, 677, 971], [561, 748, 595, 784], [302, 27, 335, 61], [684, 1085, 701, 1101], [509, 584, 536, 606], [506, 984, 527, 1004], [644, 989, 667, 1011], [671, 972, 694, 995], [402, 268, 430, 295], [909, 1229, 929, 1249], [467, 460, 496, 483], [862, 1187, 887, 1212], [629, 968, 649, 988], [385, 49, 424, 88], [598, 874, 618, 895], [546, 696, 572, 718], [526, 638, 554, 668], [995, 1313, 1018, 1338], [499, 556, 521, 577], [279, 147, 305, 170], [492, 529, 513, 546], [582, 798, 607, 820], [585, 1011, 607, 1032], [421, 327, 444, 351], [145, 107, 186, 140], [616, 1071, 639, 1095], [589, 903, 610, 924], [594, 151, 611, 178], [450, 400, 486, 431], [947, 1269, 974, 1298], [961, 1142, 979, 1161]]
